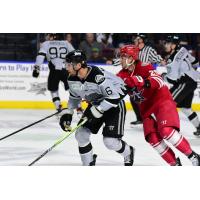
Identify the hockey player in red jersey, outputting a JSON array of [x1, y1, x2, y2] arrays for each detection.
[[117, 44, 200, 166]]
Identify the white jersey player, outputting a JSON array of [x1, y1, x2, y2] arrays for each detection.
[[59, 50, 135, 166], [32, 33, 75, 112], [164, 35, 200, 136]]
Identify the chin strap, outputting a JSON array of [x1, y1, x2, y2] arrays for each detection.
[[71, 63, 82, 76], [125, 58, 135, 70]]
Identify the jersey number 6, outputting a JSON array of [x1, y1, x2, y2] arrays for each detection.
[[105, 87, 113, 95]]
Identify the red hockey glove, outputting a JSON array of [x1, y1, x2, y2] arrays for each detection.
[[124, 76, 145, 88]]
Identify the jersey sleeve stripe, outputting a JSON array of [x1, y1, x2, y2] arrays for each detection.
[[38, 52, 46, 57]]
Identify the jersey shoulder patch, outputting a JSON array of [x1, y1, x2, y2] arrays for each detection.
[[86, 66, 105, 84], [95, 74, 105, 84]]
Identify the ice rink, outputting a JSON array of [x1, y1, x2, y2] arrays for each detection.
[[0, 109, 200, 166]]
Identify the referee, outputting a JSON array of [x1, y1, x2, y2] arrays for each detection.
[[129, 34, 165, 125]]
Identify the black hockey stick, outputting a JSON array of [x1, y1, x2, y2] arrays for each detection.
[[28, 117, 87, 166], [0, 111, 60, 141]]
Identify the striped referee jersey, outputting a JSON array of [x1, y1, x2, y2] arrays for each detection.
[[139, 45, 163, 64]]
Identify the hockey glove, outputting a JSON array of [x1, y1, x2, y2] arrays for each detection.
[[112, 58, 121, 66], [84, 106, 104, 123], [59, 109, 74, 131], [32, 65, 40, 78], [124, 76, 145, 89]]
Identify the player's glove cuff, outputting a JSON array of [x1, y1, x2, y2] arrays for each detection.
[[90, 106, 104, 118]]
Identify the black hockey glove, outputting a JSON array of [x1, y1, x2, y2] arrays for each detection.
[[112, 58, 121, 66], [32, 65, 40, 78], [59, 109, 73, 131], [84, 106, 103, 123]]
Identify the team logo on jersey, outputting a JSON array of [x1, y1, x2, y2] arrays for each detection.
[[95, 75, 105, 84], [108, 125, 115, 131], [130, 88, 145, 103]]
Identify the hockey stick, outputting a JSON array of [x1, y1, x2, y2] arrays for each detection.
[[28, 117, 87, 166], [0, 111, 60, 141]]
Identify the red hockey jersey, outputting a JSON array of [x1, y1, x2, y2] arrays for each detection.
[[117, 61, 175, 118]]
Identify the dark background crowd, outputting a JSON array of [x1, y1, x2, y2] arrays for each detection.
[[0, 33, 200, 64]]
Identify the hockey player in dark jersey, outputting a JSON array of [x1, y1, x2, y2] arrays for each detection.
[[59, 50, 135, 166], [32, 33, 83, 116], [164, 35, 200, 136]]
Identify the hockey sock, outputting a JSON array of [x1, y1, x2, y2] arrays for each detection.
[[146, 133, 177, 165], [103, 137, 131, 158], [116, 140, 131, 158], [79, 142, 93, 166], [161, 127, 192, 156], [152, 140, 177, 165], [181, 108, 200, 128], [51, 91, 61, 110]]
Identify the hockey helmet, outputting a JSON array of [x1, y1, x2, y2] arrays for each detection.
[[120, 45, 139, 60], [165, 35, 180, 45], [136, 33, 147, 43], [65, 50, 87, 67]]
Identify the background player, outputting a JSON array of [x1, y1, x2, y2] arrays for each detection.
[[32, 33, 82, 114], [117, 44, 200, 166], [59, 50, 134, 166], [164, 35, 200, 136]]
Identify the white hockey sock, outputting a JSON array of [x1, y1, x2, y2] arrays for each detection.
[[181, 108, 200, 128], [117, 140, 131, 158], [103, 137, 131, 158], [79, 143, 93, 166], [51, 91, 61, 110]]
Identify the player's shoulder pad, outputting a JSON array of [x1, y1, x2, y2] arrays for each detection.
[[175, 47, 188, 61], [87, 66, 105, 84], [41, 41, 49, 46]]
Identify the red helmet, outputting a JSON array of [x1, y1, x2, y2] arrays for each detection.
[[120, 45, 139, 60]]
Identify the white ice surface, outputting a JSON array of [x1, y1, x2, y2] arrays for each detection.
[[0, 109, 200, 166]]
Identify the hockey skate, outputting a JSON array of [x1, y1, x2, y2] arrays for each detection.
[[193, 126, 200, 136], [57, 105, 62, 113], [188, 151, 200, 166], [89, 154, 97, 166], [55, 105, 63, 120], [175, 157, 182, 166], [130, 120, 142, 126], [124, 146, 135, 166]]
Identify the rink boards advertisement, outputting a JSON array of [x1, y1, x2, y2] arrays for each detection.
[[0, 61, 200, 110]]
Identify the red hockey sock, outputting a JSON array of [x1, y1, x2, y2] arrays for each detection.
[[161, 127, 192, 156], [146, 132, 177, 165], [161, 146, 177, 166]]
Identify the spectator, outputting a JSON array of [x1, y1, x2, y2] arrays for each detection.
[[65, 33, 73, 44], [88, 47, 106, 64], [96, 33, 115, 64], [79, 33, 103, 60], [96, 33, 113, 48]]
